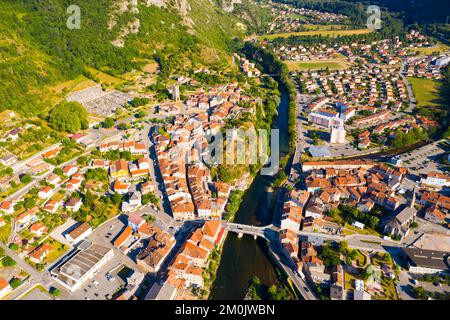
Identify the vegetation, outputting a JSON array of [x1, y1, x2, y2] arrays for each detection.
[[1, 256, 17, 267], [141, 193, 160, 207], [224, 190, 244, 221], [48, 101, 88, 133], [261, 28, 372, 39], [318, 242, 340, 267]]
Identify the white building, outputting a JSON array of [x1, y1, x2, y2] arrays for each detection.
[[329, 124, 346, 144], [435, 55, 450, 67], [420, 172, 450, 188], [51, 242, 114, 292]]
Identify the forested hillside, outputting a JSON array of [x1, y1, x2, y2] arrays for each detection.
[[0, 0, 256, 116]]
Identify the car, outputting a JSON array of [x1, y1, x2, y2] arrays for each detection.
[[304, 287, 310, 292], [106, 273, 115, 282], [411, 279, 419, 285], [433, 282, 442, 287]]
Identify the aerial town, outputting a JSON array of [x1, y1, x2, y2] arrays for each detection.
[[0, 0, 448, 303]]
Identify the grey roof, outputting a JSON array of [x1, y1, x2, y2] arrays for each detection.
[[403, 247, 450, 270], [308, 146, 331, 158], [395, 206, 417, 225], [330, 284, 344, 300], [145, 281, 177, 300]]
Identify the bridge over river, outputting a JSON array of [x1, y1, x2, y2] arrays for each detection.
[[224, 221, 404, 300]]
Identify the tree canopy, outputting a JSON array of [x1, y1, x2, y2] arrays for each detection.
[[49, 101, 88, 133]]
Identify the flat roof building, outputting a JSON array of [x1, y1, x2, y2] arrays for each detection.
[[402, 247, 449, 274], [50, 241, 114, 292]]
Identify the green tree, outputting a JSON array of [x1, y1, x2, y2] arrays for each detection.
[[117, 123, 129, 130], [49, 101, 88, 133], [9, 278, 22, 289], [20, 174, 32, 184], [2, 256, 17, 267], [23, 197, 36, 209], [102, 117, 115, 128], [50, 287, 61, 297]]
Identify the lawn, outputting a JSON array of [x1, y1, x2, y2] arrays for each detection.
[[26, 238, 68, 270], [343, 223, 381, 236], [43, 238, 68, 264], [260, 28, 372, 39], [407, 77, 443, 108], [48, 75, 97, 96], [50, 190, 66, 202], [0, 223, 11, 244], [285, 59, 352, 71]]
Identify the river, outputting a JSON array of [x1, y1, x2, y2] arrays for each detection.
[[209, 90, 290, 299]]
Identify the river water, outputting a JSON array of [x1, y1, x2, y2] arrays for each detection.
[[209, 91, 290, 299]]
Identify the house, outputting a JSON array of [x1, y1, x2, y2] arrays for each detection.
[[140, 181, 155, 195], [113, 180, 130, 194], [128, 213, 145, 231], [63, 164, 78, 177], [46, 174, 62, 186], [29, 222, 48, 237], [172, 202, 195, 221], [16, 207, 38, 225], [0, 201, 15, 215], [65, 197, 82, 212], [65, 222, 92, 243], [4, 128, 22, 141], [129, 192, 142, 207], [136, 230, 176, 273], [28, 244, 53, 263], [145, 281, 177, 300], [110, 160, 129, 178], [43, 200, 59, 214], [43, 147, 62, 159], [66, 178, 82, 191], [281, 208, 302, 232], [114, 226, 133, 249], [38, 186, 54, 199], [0, 277, 12, 299], [420, 172, 450, 189], [1, 154, 17, 166], [402, 247, 449, 274], [423, 206, 446, 224]]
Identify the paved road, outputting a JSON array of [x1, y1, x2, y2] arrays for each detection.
[[0, 242, 54, 300], [269, 241, 318, 300]]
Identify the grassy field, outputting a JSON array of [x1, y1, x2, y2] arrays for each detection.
[[407, 77, 443, 107], [410, 42, 449, 56], [285, 59, 352, 71], [302, 24, 349, 31], [260, 28, 372, 40], [85, 67, 125, 88]]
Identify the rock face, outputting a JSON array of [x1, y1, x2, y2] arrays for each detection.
[[221, 0, 242, 13], [109, 0, 193, 46]]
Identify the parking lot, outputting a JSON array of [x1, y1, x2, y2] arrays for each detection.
[[20, 286, 52, 301], [68, 257, 129, 300], [398, 270, 450, 300], [399, 141, 447, 176]]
